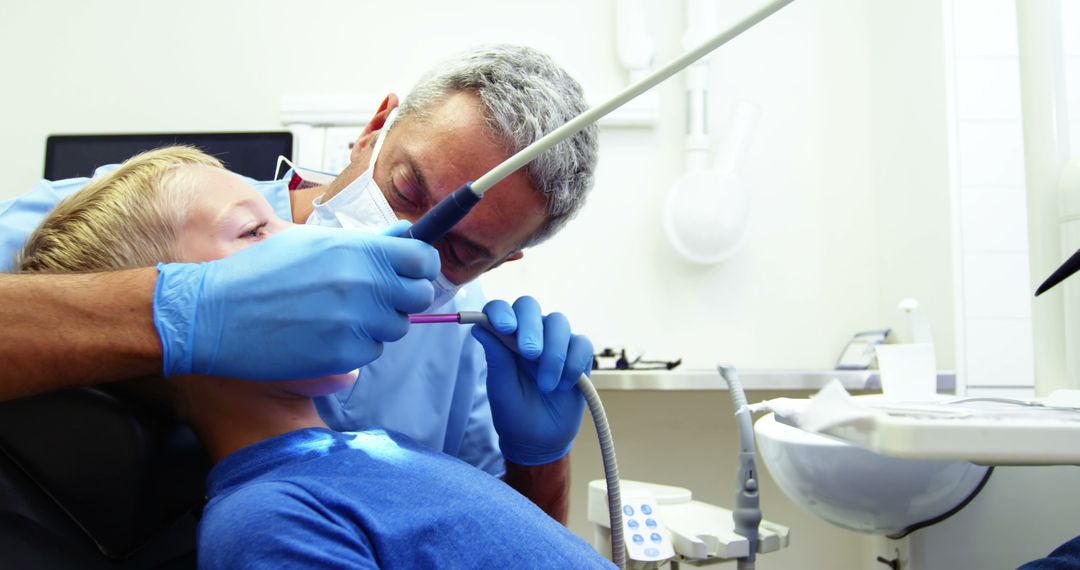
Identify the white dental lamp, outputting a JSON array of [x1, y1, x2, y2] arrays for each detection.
[[663, 0, 759, 265]]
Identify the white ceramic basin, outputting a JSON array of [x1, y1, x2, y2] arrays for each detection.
[[755, 412, 990, 536]]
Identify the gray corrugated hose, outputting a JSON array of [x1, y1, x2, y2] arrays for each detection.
[[718, 364, 762, 570], [459, 312, 625, 569]]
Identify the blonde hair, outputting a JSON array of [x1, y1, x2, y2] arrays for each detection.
[[18, 146, 224, 418], [18, 146, 223, 273]]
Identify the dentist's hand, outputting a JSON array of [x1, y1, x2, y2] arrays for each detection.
[[154, 224, 438, 380], [471, 296, 593, 466]]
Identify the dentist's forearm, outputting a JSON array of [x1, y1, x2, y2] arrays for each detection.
[[0, 269, 161, 401], [503, 456, 570, 524]]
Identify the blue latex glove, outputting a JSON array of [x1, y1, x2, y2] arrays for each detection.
[[154, 224, 439, 380], [471, 296, 594, 466]]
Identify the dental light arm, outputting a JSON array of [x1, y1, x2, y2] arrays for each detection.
[[406, 183, 482, 244], [405, 0, 797, 246]]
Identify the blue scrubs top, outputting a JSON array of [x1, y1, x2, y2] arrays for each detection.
[[0, 168, 504, 477]]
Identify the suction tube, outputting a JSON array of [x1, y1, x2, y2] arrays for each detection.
[[458, 312, 626, 569]]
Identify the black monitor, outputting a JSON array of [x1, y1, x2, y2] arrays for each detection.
[[44, 132, 294, 181]]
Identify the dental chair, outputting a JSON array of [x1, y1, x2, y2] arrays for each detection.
[[5, 133, 287, 568], [0, 385, 209, 569]]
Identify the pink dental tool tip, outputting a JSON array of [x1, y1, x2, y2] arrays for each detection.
[[409, 313, 461, 324]]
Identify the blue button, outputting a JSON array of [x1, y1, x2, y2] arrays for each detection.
[[645, 518, 657, 528], [623, 505, 635, 516], [632, 534, 645, 544], [627, 519, 639, 529], [651, 532, 663, 543], [645, 548, 660, 557], [641, 504, 653, 515]]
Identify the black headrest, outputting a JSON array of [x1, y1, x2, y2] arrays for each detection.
[[0, 386, 209, 562]]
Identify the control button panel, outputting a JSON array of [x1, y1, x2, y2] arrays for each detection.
[[620, 495, 674, 562]]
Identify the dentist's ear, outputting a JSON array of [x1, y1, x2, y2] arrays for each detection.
[[490, 251, 525, 271], [351, 93, 401, 162]]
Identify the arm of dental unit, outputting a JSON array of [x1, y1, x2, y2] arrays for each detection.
[[719, 365, 763, 570], [403, 0, 797, 249]]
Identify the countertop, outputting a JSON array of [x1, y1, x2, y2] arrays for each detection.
[[589, 369, 957, 392]]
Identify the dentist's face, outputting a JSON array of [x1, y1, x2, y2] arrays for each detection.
[[359, 92, 548, 286]]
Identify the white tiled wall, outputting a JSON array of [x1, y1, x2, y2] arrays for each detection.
[[948, 0, 1034, 396], [1069, 0, 1080, 190], [963, 317, 1036, 389], [962, 253, 1032, 318], [951, 0, 1017, 58], [959, 186, 1030, 253], [955, 122, 1026, 186], [949, 0, 1080, 397]]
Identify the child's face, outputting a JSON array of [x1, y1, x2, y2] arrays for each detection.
[[175, 164, 359, 396], [176, 164, 292, 262]]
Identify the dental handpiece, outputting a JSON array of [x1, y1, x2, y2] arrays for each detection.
[[409, 312, 628, 568], [405, 0, 796, 246]]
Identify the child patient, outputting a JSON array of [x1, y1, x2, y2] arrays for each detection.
[[19, 146, 614, 569]]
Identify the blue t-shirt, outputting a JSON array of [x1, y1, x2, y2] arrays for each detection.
[[1019, 536, 1080, 569], [198, 428, 613, 570], [0, 170, 503, 476]]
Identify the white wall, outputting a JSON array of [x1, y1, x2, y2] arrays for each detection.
[[1, 0, 955, 372], [483, 0, 898, 371], [945, 0, 1037, 398], [868, 0, 955, 373], [2, 1, 968, 568]]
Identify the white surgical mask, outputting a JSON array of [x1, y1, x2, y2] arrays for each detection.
[[306, 109, 463, 310]]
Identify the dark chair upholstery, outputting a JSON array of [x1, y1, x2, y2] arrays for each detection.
[[0, 386, 209, 569]]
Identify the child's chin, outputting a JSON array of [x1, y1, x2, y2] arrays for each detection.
[[287, 369, 359, 398]]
